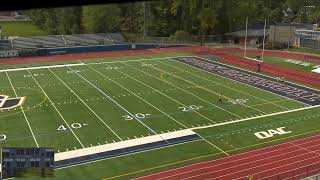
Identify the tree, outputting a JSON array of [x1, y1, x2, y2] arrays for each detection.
[[198, 7, 217, 35], [82, 4, 121, 33], [118, 2, 144, 33], [56, 7, 82, 34]]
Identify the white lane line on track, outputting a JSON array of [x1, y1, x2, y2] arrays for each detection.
[[134, 132, 320, 180], [158, 142, 320, 180], [190, 145, 320, 180]]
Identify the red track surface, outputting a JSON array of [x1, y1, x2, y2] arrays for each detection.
[[135, 134, 320, 180]]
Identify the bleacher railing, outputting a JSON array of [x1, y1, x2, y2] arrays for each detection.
[[134, 35, 226, 45]]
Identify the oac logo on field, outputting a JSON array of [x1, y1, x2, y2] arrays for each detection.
[[254, 127, 292, 139], [0, 95, 26, 110]]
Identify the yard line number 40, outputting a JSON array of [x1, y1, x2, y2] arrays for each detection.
[[122, 113, 151, 121], [57, 123, 88, 131]]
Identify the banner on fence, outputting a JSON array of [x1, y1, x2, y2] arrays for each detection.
[[0, 50, 18, 58]]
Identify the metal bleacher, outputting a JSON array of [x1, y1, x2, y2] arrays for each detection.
[[10, 33, 126, 50]]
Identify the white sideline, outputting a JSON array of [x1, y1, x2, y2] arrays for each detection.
[[191, 104, 320, 130], [160, 59, 289, 110], [55, 129, 195, 161], [5, 72, 39, 147], [0, 63, 85, 72]]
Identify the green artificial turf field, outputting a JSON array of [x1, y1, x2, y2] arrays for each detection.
[[0, 52, 319, 180]]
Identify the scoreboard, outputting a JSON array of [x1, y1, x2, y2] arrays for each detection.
[[0, 148, 54, 179]]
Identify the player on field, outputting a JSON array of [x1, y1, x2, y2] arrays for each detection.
[[218, 93, 223, 104], [281, 76, 285, 85]]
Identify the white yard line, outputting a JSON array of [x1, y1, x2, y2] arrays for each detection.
[[0, 63, 85, 72], [197, 133, 230, 156], [151, 63, 269, 115], [124, 62, 243, 119], [83, 62, 188, 129], [177, 56, 312, 106], [48, 68, 123, 141], [26, 69, 85, 148], [118, 62, 217, 124], [5, 72, 39, 147], [160, 59, 290, 111], [66, 66, 168, 142]]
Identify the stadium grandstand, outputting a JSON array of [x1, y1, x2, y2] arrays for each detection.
[[1, 33, 126, 50], [296, 29, 320, 49]]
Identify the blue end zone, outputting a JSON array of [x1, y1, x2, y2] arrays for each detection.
[[174, 57, 320, 106], [55, 134, 201, 169]]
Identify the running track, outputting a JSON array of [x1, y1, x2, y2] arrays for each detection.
[[135, 133, 320, 180]]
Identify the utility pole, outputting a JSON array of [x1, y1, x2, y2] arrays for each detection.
[[244, 17, 248, 57], [261, 19, 267, 62], [143, 1, 148, 39]]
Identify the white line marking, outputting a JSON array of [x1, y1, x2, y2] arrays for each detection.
[[67, 66, 167, 142], [27, 69, 85, 148], [117, 63, 217, 124], [5, 72, 39, 147], [194, 55, 319, 105], [144, 134, 320, 180], [191, 104, 320, 130], [124, 61, 241, 119], [48, 68, 123, 141], [229, 151, 320, 180], [160, 59, 290, 111], [0, 63, 85, 72], [86, 63, 188, 129], [149, 62, 263, 116]]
